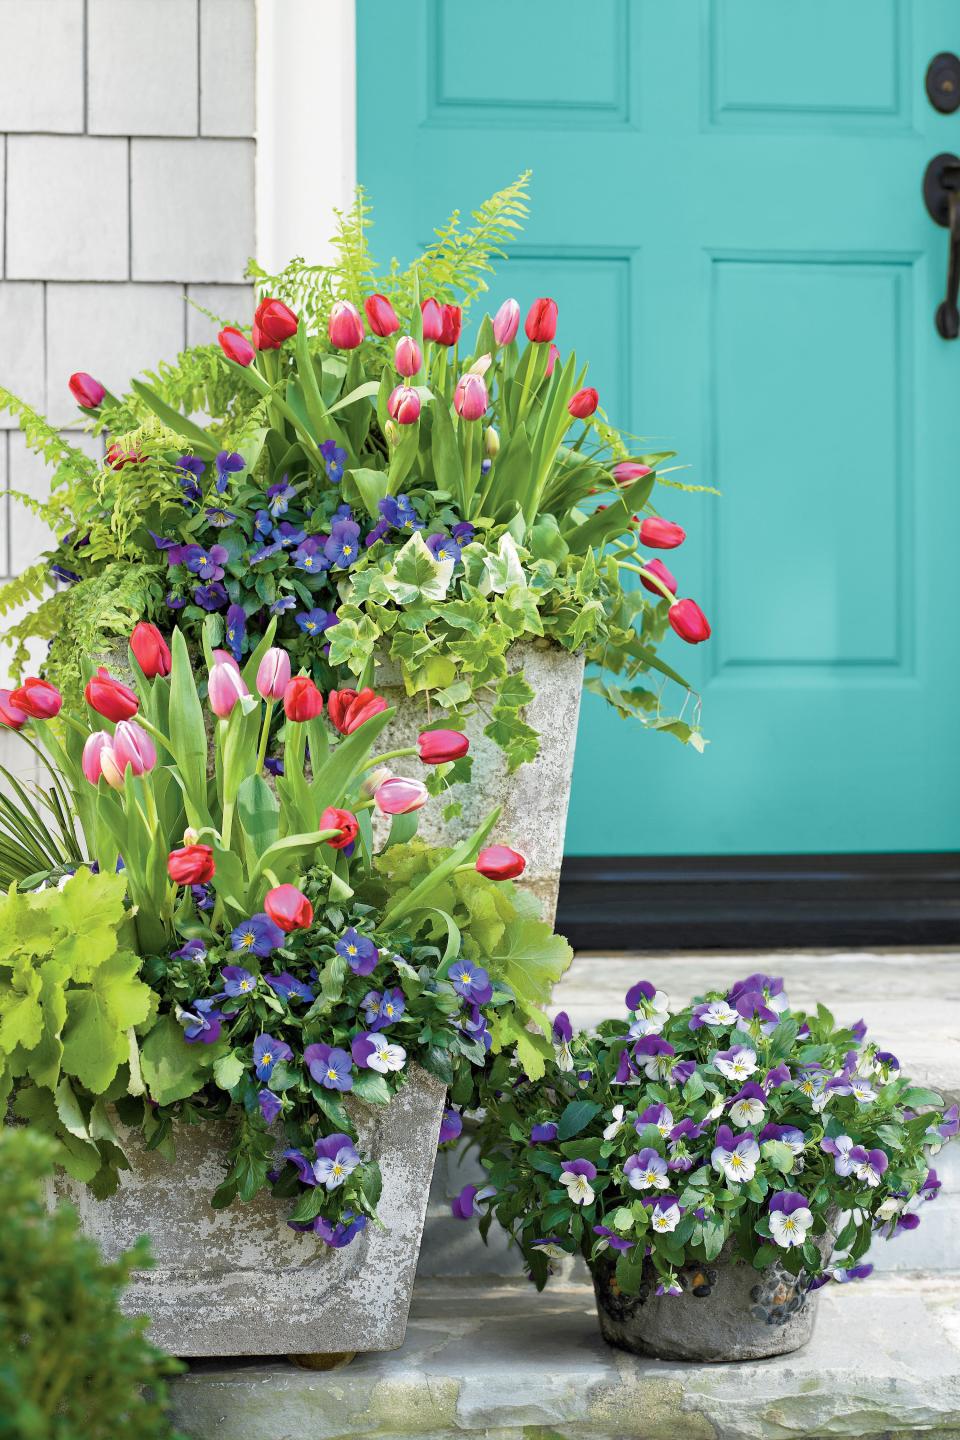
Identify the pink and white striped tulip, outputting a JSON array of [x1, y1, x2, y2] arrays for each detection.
[[374, 776, 429, 815], [328, 300, 365, 349], [388, 384, 421, 425], [256, 647, 291, 700], [394, 335, 422, 378], [493, 298, 520, 346], [81, 730, 112, 784], [208, 661, 249, 717], [112, 720, 157, 776], [453, 372, 488, 422]]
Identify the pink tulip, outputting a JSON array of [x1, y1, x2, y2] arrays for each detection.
[[256, 647, 291, 700], [374, 777, 429, 815], [361, 765, 394, 799], [493, 298, 520, 346], [613, 462, 652, 486], [69, 372, 105, 409], [454, 372, 488, 422], [208, 661, 249, 717], [364, 293, 400, 337], [568, 387, 599, 419], [81, 731, 111, 784], [545, 343, 560, 377], [388, 384, 421, 425], [218, 327, 255, 366], [328, 300, 365, 349], [99, 745, 126, 790], [112, 720, 157, 777], [212, 648, 240, 671], [469, 353, 493, 377], [421, 298, 444, 341], [394, 335, 422, 378]]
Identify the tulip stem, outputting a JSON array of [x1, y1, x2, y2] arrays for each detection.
[[220, 800, 235, 852], [362, 747, 417, 769], [135, 714, 174, 755], [616, 559, 677, 606], [256, 698, 275, 775]]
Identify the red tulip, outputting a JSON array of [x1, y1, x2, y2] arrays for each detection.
[[84, 668, 138, 722], [364, 293, 400, 337], [10, 677, 62, 719], [167, 843, 216, 885], [438, 304, 462, 347], [105, 444, 145, 469], [476, 844, 526, 881], [568, 387, 599, 419], [0, 688, 30, 729], [252, 298, 298, 350], [218, 326, 255, 366], [328, 300, 365, 350], [668, 598, 711, 644], [418, 729, 469, 764], [639, 517, 686, 550], [129, 621, 171, 678], [387, 384, 421, 425], [327, 687, 387, 735], [613, 462, 652, 485], [69, 372, 105, 409], [639, 559, 677, 598], [283, 675, 324, 722], [319, 806, 359, 850], [421, 298, 444, 341], [264, 883, 314, 933], [525, 297, 558, 343], [394, 335, 422, 378]]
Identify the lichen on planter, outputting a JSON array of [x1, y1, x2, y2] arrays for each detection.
[[54, 1066, 446, 1359], [374, 639, 584, 926]]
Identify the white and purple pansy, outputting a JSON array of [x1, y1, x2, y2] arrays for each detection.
[[625, 980, 670, 1037], [303, 1041, 353, 1091], [798, 1065, 831, 1111], [768, 1190, 813, 1249], [713, 1044, 758, 1083], [927, 1105, 958, 1154], [531, 1237, 569, 1260], [668, 1117, 704, 1172], [593, 1224, 634, 1254], [656, 1276, 683, 1296], [603, 1105, 626, 1141], [728, 973, 789, 1031], [450, 1183, 496, 1220], [553, 1011, 575, 1071], [689, 998, 739, 1030], [559, 1159, 597, 1205], [759, 1122, 806, 1156], [312, 1133, 361, 1190], [632, 1035, 676, 1081], [636, 1103, 674, 1138], [350, 1030, 406, 1073], [728, 1082, 767, 1128], [827, 1070, 877, 1104], [647, 1194, 683, 1234], [855, 1147, 889, 1188], [820, 1134, 859, 1176], [711, 1125, 760, 1184], [624, 1148, 670, 1191]]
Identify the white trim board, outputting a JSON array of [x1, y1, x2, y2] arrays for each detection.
[[255, 0, 357, 274]]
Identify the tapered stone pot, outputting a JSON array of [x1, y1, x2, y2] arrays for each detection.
[[54, 1066, 446, 1358], [374, 640, 584, 926], [591, 1234, 833, 1363]]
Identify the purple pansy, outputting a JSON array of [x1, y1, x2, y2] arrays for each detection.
[[320, 439, 347, 483], [765, 1062, 791, 1088], [265, 971, 316, 1004], [194, 581, 228, 610], [258, 1089, 282, 1124], [225, 603, 246, 661], [215, 449, 246, 493], [593, 1224, 633, 1254], [361, 986, 405, 1029], [336, 928, 379, 976], [439, 1108, 463, 1145], [304, 1042, 353, 1091], [205, 506, 237, 528], [292, 537, 328, 573], [180, 997, 224, 1044], [451, 521, 475, 545], [191, 882, 214, 912], [253, 1033, 292, 1081], [264, 755, 285, 776], [231, 913, 284, 957], [530, 1122, 558, 1144], [296, 607, 339, 638], [266, 479, 296, 516], [668, 1117, 704, 1171], [183, 543, 229, 580], [378, 494, 421, 532], [451, 960, 492, 1004], [325, 518, 361, 568], [171, 939, 207, 962], [314, 1212, 367, 1248], [221, 964, 257, 998], [426, 533, 462, 565]]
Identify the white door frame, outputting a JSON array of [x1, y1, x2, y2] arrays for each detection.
[[255, 0, 358, 273]]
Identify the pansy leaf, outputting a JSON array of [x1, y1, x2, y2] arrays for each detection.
[[556, 1099, 601, 1141], [351, 1071, 392, 1105]]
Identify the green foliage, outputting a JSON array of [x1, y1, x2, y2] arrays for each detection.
[[0, 1128, 183, 1439], [0, 761, 82, 891]]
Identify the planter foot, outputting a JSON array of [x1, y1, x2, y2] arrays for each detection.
[[288, 1351, 357, 1371]]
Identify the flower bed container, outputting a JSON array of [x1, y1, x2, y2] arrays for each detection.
[[376, 640, 584, 925], [54, 1067, 446, 1358]]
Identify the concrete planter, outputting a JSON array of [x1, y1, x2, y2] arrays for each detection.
[[590, 1242, 830, 1362], [55, 1065, 446, 1359], [374, 640, 584, 925]]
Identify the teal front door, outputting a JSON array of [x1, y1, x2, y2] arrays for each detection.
[[357, 0, 960, 856]]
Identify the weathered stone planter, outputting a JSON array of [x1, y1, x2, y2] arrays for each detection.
[[54, 1066, 446, 1358], [591, 1243, 829, 1362], [375, 640, 584, 925]]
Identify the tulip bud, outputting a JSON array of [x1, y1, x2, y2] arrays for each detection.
[[361, 765, 394, 799], [493, 298, 520, 346], [256, 647, 292, 700], [81, 730, 111, 784], [252, 298, 298, 350], [374, 777, 429, 815], [476, 844, 526, 880], [613, 462, 652, 486], [283, 675, 324, 722], [168, 843, 216, 885], [394, 335, 422, 378], [99, 745, 125, 790], [264, 883, 314, 933], [83, 669, 138, 723], [9, 677, 63, 720], [545, 343, 560, 377], [182, 827, 200, 846], [418, 729, 469, 764], [438, 304, 462, 347], [69, 372, 105, 409], [639, 558, 677, 598], [387, 384, 421, 425], [328, 300, 365, 349], [208, 661, 249, 718], [217, 326, 255, 366], [639, 517, 686, 550], [384, 419, 400, 446], [364, 293, 400, 337], [525, 297, 558, 343], [319, 806, 359, 850], [484, 426, 500, 458], [0, 689, 29, 730], [105, 444, 144, 470], [668, 598, 711, 644], [129, 621, 171, 679], [568, 387, 599, 419], [454, 372, 488, 422], [112, 720, 157, 777], [469, 353, 493, 377], [421, 297, 444, 341]]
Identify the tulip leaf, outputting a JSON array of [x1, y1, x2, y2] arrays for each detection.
[[308, 706, 395, 814], [129, 380, 219, 459], [237, 774, 280, 857]]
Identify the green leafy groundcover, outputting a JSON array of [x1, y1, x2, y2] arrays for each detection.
[[462, 974, 955, 1298]]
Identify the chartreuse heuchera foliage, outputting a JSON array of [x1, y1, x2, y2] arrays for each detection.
[[0, 626, 571, 1243], [0, 1129, 184, 1439], [461, 974, 956, 1298], [0, 175, 711, 763]]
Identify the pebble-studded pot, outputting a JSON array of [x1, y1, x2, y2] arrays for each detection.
[[590, 1230, 835, 1362]]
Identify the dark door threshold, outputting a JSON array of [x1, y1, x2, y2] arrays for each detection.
[[555, 854, 960, 951]]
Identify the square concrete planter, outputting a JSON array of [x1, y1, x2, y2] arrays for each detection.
[[375, 640, 584, 925], [54, 1066, 446, 1358]]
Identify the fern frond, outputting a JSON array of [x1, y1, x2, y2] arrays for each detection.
[[0, 563, 51, 621]]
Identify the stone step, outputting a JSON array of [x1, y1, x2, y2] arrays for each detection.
[[419, 948, 960, 1279], [168, 1272, 960, 1440]]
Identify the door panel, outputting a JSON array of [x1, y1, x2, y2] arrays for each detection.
[[357, 0, 960, 855]]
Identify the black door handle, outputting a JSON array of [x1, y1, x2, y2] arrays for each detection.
[[923, 152, 960, 339]]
